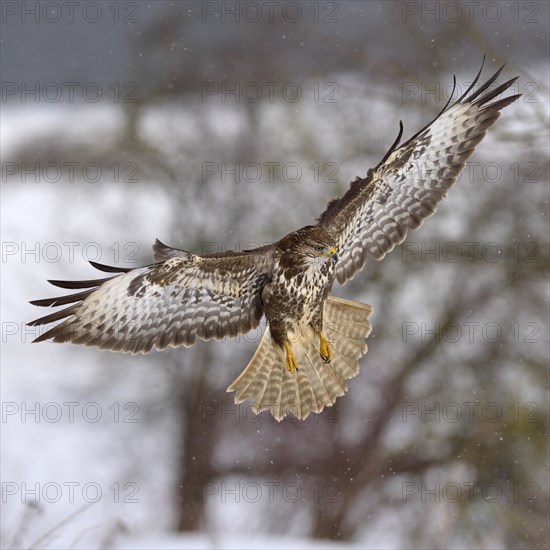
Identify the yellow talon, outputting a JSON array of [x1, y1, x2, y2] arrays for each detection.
[[319, 333, 332, 364], [284, 341, 299, 374]]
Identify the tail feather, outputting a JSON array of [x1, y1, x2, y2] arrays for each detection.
[[230, 335, 282, 401], [301, 350, 333, 406], [279, 368, 299, 419], [257, 356, 285, 411], [227, 295, 373, 421]]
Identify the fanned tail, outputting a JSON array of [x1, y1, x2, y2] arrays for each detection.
[[227, 296, 373, 421]]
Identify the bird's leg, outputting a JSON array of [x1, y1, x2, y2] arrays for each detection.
[[310, 310, 332, 364], [284, 341, 299, 374], [319, 333, 332, 364]]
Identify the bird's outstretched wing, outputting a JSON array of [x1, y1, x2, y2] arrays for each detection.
[[318, 62, 521, 285], [29, 240, 275, 353]]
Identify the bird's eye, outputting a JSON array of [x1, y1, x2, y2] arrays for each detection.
[[314, 244, 325, 253]]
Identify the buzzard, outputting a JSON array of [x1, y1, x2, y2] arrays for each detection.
[[29, 62, 520, 421]]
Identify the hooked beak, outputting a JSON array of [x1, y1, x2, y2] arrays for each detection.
[[320, 246, 338, 262]]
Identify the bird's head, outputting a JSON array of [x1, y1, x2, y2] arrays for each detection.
[[309, 241, 339, 263], [278, 226, 339, 268]]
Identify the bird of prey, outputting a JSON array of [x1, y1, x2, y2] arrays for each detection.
[[29, 62, 520, 421]]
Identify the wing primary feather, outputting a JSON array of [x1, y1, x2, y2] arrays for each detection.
[[455, 55, 487, 103], [89, 260, 134, 273], [473, 77, 519, 106], [438, 73, 458, 115], [461, 62, 506, 103], [28, 306, 78, 327], [30, 289, 94, 307], [481, 93, 522, 112], [47, 277, 113, 289], [377, 120, 404, 168]]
